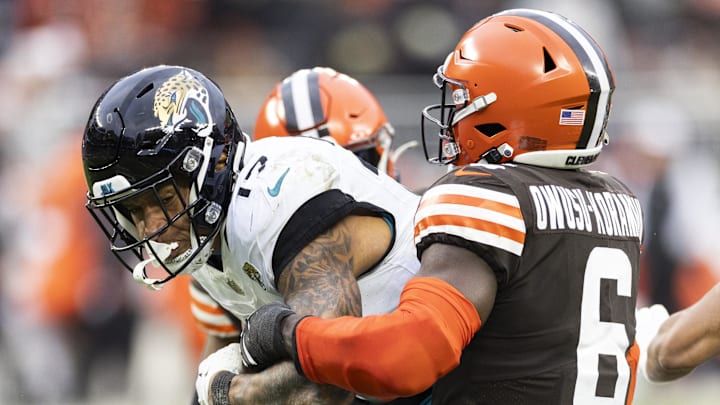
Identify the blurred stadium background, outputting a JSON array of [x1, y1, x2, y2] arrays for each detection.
[[1, 0, 720, 404]]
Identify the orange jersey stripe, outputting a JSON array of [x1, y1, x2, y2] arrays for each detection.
[[414, 184, 525, 255], [416, 213, 525, 245], [626, 341, 640, 405], [196, 319, 240, 335], [418, 192, 522, 220], [190, 296, 227, 316]]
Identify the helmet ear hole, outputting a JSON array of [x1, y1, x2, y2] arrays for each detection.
[[137, 83, 154, 98], [543, 47, 557, 73], [504, 23, 523, 32], [475, 123, 506, 138]]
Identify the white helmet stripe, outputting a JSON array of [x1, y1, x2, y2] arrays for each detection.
[[280, 69, 324, 134]]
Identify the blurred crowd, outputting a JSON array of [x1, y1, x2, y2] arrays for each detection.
[[1, 0, 719, 404]]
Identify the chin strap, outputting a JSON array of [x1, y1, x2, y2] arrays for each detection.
[[133, 240, 179, 291], [133, 229, 217, 291], [480, 143, 514, 164]]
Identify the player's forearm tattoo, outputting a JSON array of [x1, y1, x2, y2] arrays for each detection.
[[278, 220, 362, 318]]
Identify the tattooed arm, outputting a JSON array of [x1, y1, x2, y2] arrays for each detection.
[[279, 214, 387, 318], [225, 215, 392, 405]]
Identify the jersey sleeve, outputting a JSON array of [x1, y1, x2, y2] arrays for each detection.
[[189, 279, 241, 338], [294, 277, 481, 400], [413, 168, 526, 283]]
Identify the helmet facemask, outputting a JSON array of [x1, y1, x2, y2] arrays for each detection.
[[343, 122, 394, 172], [86, 144, 228, 289], [421, 63, 500, 166]]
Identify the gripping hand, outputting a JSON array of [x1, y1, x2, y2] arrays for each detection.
[[240, 302, 297, 370], [196, 343, 244, 405], [635, 304, 670, 381]]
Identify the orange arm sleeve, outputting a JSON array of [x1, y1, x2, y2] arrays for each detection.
[[294, 277, 482, 400]]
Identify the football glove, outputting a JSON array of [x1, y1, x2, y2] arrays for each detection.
[[635, 304, 670, 382], [240, 302, 297, 370], [196, 343, 244, 405]]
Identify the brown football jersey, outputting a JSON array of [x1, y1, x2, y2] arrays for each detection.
[[415, 163, 642, 404]]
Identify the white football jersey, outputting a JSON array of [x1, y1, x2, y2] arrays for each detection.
[[192, 136, 421, 325]]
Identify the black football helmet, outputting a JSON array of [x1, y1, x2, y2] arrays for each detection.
[[82, 65, 246, 287]]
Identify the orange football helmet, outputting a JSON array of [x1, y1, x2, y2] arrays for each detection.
[[421, 8, 615, 168], [254, 67, 397, 177]]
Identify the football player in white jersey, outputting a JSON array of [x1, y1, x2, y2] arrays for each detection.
[[81, 65, 421, 404], [190, 66, 404, 342], [186, 66, 429, 405], [238, 9, 643, 405]]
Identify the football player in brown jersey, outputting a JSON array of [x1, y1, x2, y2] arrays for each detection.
[[238, 8, 642, 405]]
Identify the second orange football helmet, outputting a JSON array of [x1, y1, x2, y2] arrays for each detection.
[[254, 67, 397, 177]]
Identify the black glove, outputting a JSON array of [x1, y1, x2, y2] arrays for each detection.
[[240, 302, 297, 370]]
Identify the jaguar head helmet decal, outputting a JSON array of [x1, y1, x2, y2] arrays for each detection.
[[153, 69, 213, 136]]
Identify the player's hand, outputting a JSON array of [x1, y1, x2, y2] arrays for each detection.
[[196, 343, 244, 405], [635, 304, 670, 381], [240, 302, 297, 370]]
